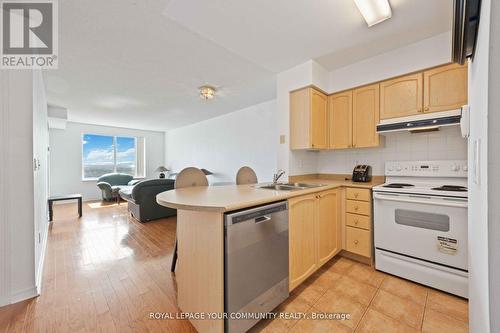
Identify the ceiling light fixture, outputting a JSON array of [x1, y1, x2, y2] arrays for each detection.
[[199, 85, 216, 100], [353, 0, 392, 27]]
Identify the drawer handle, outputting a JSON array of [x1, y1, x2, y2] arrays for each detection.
[[354, 240, 359, 245]]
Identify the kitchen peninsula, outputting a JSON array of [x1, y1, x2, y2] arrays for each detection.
[[156, 176, 384, 333]]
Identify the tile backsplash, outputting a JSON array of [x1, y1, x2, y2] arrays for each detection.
[[317, 126, 467, 175]]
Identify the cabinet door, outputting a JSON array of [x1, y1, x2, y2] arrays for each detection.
[[329, 91, 353, 149], [289, 194, 317, 290], [380, 73, 423, 119], [310, 89, 328, 149], [353, 84, 380, 148], [317, 189, 340, 266], [423, 63, 468, 113], [290, 88, 311, 149]]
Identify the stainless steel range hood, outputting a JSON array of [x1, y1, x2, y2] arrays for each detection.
[[376, 109, 463, 134]]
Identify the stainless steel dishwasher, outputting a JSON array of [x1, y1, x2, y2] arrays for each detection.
[[224, 200, 289, 333]]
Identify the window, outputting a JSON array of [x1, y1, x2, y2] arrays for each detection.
[[82, 134, 145, 179]]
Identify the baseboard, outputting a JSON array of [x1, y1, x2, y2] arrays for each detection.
[[0, 295, 9, 307], [9, 286, 38, 304], [35, 221, 49, 295]]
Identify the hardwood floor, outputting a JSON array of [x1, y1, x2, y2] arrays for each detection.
[[0, 201, 469, 333], [0, 201, 197, 333]]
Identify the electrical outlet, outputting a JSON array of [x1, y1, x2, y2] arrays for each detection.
[[279, 135, 286, 144]]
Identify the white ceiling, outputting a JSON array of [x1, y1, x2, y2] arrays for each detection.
[[45, 0, 453, 131]]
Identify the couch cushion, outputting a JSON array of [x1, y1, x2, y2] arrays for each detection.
[[118, 185, 134, 202]]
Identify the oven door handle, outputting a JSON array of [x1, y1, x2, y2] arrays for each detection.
[[373, 192, 468, 208]]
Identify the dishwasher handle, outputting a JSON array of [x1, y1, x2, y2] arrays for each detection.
[[225, 201, 288, 226], [255, 215, 272, 224]]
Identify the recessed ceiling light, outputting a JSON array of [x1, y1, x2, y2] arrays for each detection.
[[353, 0, 392, 27], [199, 85, 217, 100]]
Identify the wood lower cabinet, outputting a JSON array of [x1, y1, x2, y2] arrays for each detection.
[[290, 87, 328, 150], [423, 63, 468, 113], [288, 189, 340, 290], [288, 193, 318, 290], [317, 189, 341, 266], [353, 84, 380, 148], [345, 227, 371, 257], [344, 188, 372, 259]]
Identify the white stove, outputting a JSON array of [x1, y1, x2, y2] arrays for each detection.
[[373, 160, 468, 298]]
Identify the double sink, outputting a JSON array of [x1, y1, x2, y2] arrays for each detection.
[[258, 182, 326, 191]]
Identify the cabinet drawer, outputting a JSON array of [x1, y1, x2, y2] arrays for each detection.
[[346, 213, 371, 230], [346, 227, 371, 257], [346, 200, 370, 216], [346, 188, 371, 201]]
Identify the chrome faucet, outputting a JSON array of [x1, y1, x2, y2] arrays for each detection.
[[273, 169, 286, 184]]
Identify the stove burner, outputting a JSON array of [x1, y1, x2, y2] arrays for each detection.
[[432, 185, 468, 192], [383, 183, 415, 189]]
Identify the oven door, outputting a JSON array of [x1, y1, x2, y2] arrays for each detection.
[[373, 192, 468, 270]]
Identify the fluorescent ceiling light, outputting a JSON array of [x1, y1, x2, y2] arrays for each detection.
[[354, 0, 392, 27]]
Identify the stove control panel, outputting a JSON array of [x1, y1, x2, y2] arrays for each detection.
[[386, 160, 468, 177]]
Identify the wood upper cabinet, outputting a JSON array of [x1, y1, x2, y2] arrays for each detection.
[[353, 84, 380, 148], [288, 194, 318, 290], [328, 91, 353, 149], [317, 189, 340, 266], [289, 189, 341, 290], [290, 87, 328, 150], [380, 73, 423, 119], [423, 63, 468, 113]]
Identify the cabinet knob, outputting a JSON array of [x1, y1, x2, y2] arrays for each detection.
[[354, 240, 359, 245], [354, 206, 359, 211], [418, 108, 423, 113], [354, 193, 359, 198], [424, 107, 429, 111], [354, 220, 359, 225]]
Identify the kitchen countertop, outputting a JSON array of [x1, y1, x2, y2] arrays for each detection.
[[156, 177, 385, 212]]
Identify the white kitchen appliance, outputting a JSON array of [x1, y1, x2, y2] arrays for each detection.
[[373, 160, 468, 298], [376, 106, 470, 134]]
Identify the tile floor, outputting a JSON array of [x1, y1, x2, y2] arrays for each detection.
[[250, 257, 468, 333]]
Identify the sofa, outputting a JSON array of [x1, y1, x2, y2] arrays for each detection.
[[118, 179, 177, 222], [96, 173, 137, 201]]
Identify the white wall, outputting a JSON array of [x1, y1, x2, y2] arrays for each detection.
[[0, 70, 47, 306], [468, 0, 492, 331], [32, 71, 49, 294], [328, 32, 452, 92], [488, 1, 500, 331], [49, 122, 165, 201], [165, 100, 277, 183]]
